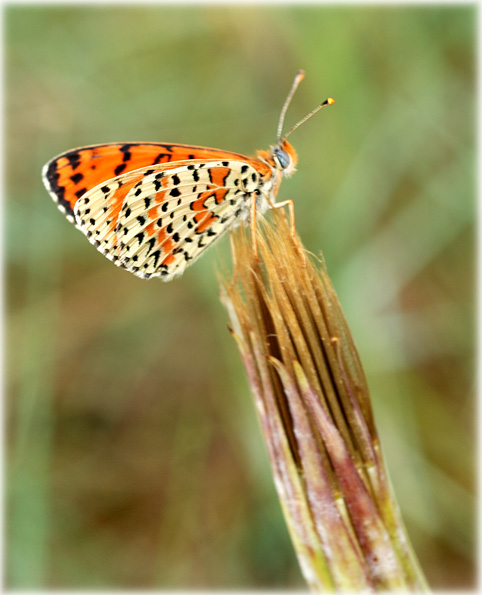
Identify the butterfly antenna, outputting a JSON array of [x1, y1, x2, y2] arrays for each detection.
[[276, 70, 306, 142], [284, 97, 335, 140]]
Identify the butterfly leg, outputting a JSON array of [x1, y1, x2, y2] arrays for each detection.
[[250, 193, 261, 260]]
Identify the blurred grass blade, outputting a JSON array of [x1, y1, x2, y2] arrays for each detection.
[[220, 210, 429, 591]]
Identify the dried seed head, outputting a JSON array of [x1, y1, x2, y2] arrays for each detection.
[[221, 209, 428, 591]]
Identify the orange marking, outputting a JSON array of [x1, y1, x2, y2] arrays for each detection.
[[214, 188, 228, 204], [161, 253, 176, 266], [190, 188, 227, 209], [209, 166, 231, 187], [190, 190, 216, 211], [157, 228, 167, 244], [195, 212, 217, 233], [154, 190, 166, 203], [191, 196, 205, 211], [158, 228, 174, 253], [148, 205, 160, 219], [145, 221, 156, 237], [106, 178, 143, 233], [57, 156, 70, 171]]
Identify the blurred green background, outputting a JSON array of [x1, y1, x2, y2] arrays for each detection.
[[6, 4, 475, 590]]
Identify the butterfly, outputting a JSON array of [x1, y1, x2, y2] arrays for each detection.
[[42, 71, 334, 281]]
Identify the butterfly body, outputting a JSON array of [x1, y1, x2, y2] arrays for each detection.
[[42, 72, 333, 281]]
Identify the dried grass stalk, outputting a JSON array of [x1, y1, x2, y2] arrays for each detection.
[[220, 210, 429, 592]]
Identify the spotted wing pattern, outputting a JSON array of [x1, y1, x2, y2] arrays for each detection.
[[73, 158, 266, 280], [42, 142, 249, 223]]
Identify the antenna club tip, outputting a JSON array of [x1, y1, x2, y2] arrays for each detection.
[[326, 97, 335, 105], [296, 70, 305, 80]]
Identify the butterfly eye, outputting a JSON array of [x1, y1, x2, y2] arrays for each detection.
[[275, 148, 291, 169]]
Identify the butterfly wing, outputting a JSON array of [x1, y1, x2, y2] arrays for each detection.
[[42, 142, 250, 222], [74, 158, 267, 280]]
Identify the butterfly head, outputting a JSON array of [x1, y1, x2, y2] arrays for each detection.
[[272, 139, 298, 177]]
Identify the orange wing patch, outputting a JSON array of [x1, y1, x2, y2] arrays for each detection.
[[42, 142, 249, 221]]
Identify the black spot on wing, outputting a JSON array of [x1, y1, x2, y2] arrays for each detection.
[[120, 144, 132, 162], [146, 237, 156, 254], [70, 172, 84, 184], [67, 152, 81, 170], [151, 250, 161, 267], [114, 163, 127, 176], [75, 188, 87, 199]]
